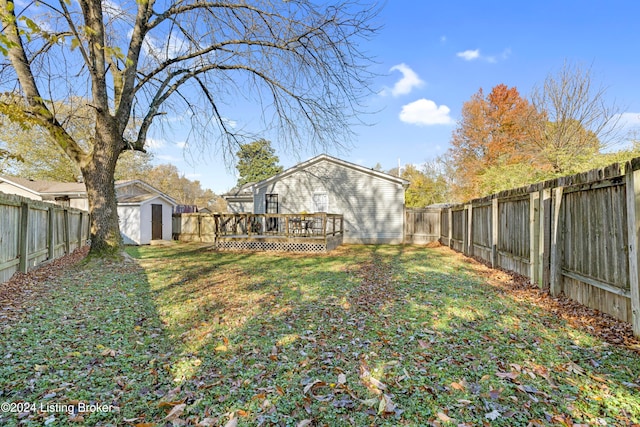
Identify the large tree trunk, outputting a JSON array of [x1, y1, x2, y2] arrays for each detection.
[[81, 126, 123, 257]]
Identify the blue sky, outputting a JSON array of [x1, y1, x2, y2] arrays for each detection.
[[148, 0, 640, 194]]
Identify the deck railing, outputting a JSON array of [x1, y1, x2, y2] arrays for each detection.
[[214, 213, 343, 238]]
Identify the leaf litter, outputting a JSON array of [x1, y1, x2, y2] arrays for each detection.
[[1, 243, 639, 426]]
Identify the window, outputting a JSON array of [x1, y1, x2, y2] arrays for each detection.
[[265, 194, 278, 232], [312, 193, 328, 212]]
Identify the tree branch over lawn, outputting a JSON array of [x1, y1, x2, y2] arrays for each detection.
[[0, 0, 379, 256]]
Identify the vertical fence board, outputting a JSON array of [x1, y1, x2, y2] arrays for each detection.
[[1, 193, 89, 284], [625, 162, 640, 336]]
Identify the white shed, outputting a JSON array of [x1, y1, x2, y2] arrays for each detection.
[[0, 175, 177, 245], [116, 181, 177, 245], [249, 155, 409, 244]]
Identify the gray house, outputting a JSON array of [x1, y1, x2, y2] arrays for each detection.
[[224, 154, 409, 244]]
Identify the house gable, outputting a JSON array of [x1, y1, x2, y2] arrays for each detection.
[[251, 155, 408, 244]]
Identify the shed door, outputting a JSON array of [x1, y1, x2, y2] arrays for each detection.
[[151, 204, 163, 240]]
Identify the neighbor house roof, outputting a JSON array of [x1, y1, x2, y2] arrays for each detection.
[[253, 154, 410, 189], [222, 181, 255, 200], [0, 175, 86, 196], [0, 175, 177, 205]]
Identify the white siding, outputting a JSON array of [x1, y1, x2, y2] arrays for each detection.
[[0, 183, 42, 201], [255, 160, 405, 244], [118, 205, 141, 245], [69, 198, 89, 211], [227, 200, 252, 213], [139, 199, 174, 244]]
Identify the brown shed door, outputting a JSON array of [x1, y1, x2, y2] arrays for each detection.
[[151, 204, 163, 240]]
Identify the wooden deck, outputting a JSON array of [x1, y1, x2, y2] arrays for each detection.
[[173, 213, 344, 252]]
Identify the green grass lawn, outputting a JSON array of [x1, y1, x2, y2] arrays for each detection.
[[1, 243, 639, 426]]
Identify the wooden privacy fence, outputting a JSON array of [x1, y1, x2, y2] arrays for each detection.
[[0, 192, 90, 284], [438, 159, 640, 337], [404, 208, 441, 244]]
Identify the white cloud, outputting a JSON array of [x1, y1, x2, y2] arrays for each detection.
[[618, 112, 640, 127], [457, 49, 480, 61], [457, 48, 511, 63], [139, 30, 186, 61], [175, 141, 188, 149], [399, 99, 454, 126], [156, 154, 182, 163], [102, 0, 125, 18], [145, 137, 166, 149], [382, 63, 425, 97]]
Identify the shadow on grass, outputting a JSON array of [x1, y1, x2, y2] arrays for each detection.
[[5, 243, 637, 426], [126, 243, 640, 426], [0, 257, 178, 426]]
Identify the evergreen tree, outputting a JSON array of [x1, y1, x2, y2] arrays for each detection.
[[236, 140, 283, 186]]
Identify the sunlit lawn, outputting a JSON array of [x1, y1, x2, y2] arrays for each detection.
[[1, 243, 639, 426]]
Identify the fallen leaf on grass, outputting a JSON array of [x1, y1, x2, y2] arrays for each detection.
[[450, 379, 467, 391], [377, 394, 396, 415], [485, 409, 501, 420], [495, 371, 519, 380], [437, 412, 454, 423], [296, 420, 312, 427], [164, 403, 186, 421], [223, 418, 238, 427]]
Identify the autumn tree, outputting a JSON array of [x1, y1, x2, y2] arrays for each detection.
[[0, 0, 377, 256], [448, 84, 542, 200], [530, 62, 623, 174], [235, 139, 283, 186], [401, 162, 449, 208], [144, 164, 221, 208], [0, 115, 153, 181]]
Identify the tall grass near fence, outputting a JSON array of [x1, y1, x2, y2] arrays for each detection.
[[0, 192, 90, 283]]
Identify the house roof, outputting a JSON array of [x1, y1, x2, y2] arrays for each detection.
[[222, 181, 255, 200], [115, 179, 178, 206], [253, 154, 410, 189], [0, 174, 86, 196], [0, 175, 177, 206]]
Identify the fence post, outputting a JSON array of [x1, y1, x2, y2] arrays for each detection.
[[491, 198, 498, 268], [529, 191, 540, 283], [538, 188, 552, 289], [465, 204, 473, 256], [48, 207, 55, 260], [63, 208, 71, 254], [549, 186, 564, 297], [624, 160, 640, 337], [18, 202, 30, 273], [447, 208, 453, 248], [77, 212, 83, 248]]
